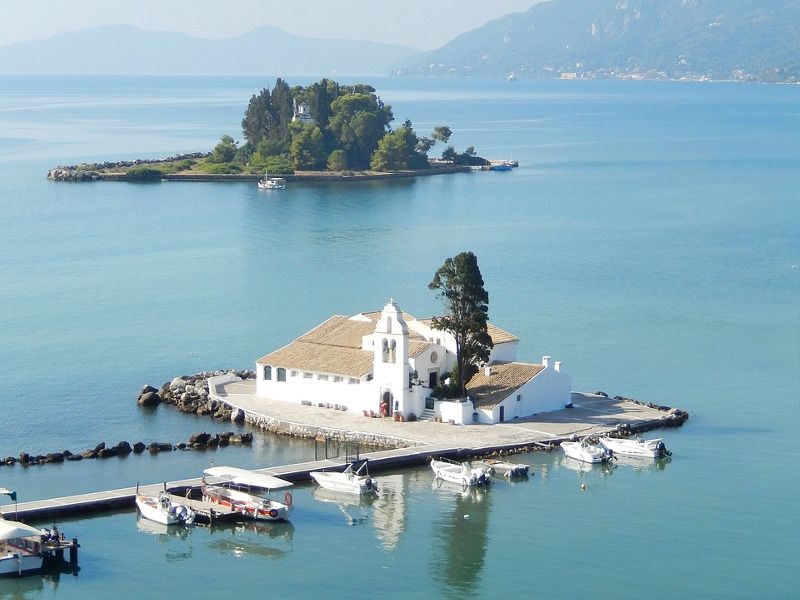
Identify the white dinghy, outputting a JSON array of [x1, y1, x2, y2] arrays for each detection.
[[310, 460, 378, 496], [135, 489, 195, 526], [430, 458, 492, 487], [599, 436, 671, 459], [482, 458, 530, 478], [560, 439, 614, 464]]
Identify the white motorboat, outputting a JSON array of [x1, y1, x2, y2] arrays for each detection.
[[599, 436, 671, 459], [310, 460, 378, 496], [202, 466, 294, 521], [560, 439, 614, 464], [482, 458, 530, 478], [0, 519, 44, 577], [135, 490, 195, 526], [430, 458, 492, 487], [258, 172, 286, 190]]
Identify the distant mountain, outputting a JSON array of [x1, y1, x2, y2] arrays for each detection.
[[0, 25, 420, 75], [396, 0, 800, 82]]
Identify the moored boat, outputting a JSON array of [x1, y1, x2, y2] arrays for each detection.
[[430, 457, 492, 487], [310, 459, 378, 495], [258, 172, 286, 190], [482, 458, 530, 478], [560, 439, 614, 463], [202, 466, 294, 521], [135, 490, 195, 526], [0, 519, 44, 577], [599, 436, 671, 459]]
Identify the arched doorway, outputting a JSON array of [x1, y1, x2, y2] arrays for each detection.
[[381, 390, 393, 418]]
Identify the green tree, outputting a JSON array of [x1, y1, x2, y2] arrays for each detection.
[[242, 88, 274, 145], [428, 251, 493, 399], [328, 93, 393, 169], [290, 123, 327, 170], [210, 135, 238, 163], [432, 126, 453, 145], [370, 124, 429, 171], [327, 149, 348, 171]]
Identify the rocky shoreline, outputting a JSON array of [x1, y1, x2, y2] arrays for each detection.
[[47, 152, 210, 182], [0, 431, 252, 469]]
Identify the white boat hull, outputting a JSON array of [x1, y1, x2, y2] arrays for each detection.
[[431, 459, 492, 487], [0, 552, 43, 577], [136, 494, 195, 526], [310, 471, 376, 495], [599, 437, 670, 459], [561, 441, 612, 463]]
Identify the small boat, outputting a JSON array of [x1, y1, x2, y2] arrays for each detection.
[[430, 458, 492, 487], [482, 458, 530, 478], [490, 160, 513, 171], [310, 460, 378, 496], [599, 436, 671, 459], [258, 172, 286, 190], [560, 439, 614, 464], [135, 490, 195, 526], [0, 519, 44, 577], [202, 466, 294, 521]]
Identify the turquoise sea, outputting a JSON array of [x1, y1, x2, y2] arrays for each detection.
[[0, 75, 797, 598]]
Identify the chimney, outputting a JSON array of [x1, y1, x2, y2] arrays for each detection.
[[554, 361, 561, 372], [542, 355, 551, 368], [484, 366, 492, 376]]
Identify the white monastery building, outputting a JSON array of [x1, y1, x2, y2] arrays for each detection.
[[255, 299, 571, 424]]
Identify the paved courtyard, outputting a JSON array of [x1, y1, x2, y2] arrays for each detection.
[[216, 379, 675, 450]]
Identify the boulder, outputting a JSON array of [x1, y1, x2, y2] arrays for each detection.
[[116, 441, 132, 455], [170, 377, 187, 391], [132, 442, 146, 454], [94, 442, 106, 453], [19, 452, 30, 464], [231, 408, 245, 424], [188, 432, 211, 445], [241, 433, 253, 443], [141, 384, 158, 395], [66, 454, 83, 461], [81, 449, 97, 459], [137, 391, 161, 407], [97, 447, 118, 459], [45, 452, 65, 463], [4, 457, 16, 465]]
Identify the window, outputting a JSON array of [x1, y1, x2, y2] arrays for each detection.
[[291, 370, 298, 377], [277, 368, 286, 382], [349, 378, 359, 385], [303, 372, 313, 379], [263, 365, 272, 381], [333, 376, 343, 383], [516, 394, 522, 402], [318, 374, 328, 381]]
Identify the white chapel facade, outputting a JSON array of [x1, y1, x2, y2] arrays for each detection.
[[255, 299, 571, 424]]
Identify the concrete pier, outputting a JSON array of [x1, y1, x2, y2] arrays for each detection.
[[1, 392, 686, 522]]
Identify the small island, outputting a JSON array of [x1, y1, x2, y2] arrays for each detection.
[[48, 78, 492, 183]]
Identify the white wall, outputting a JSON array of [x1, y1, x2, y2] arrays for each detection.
[[473, 365, 572, 424], [489, 340, 519, 363], [256, 365, 377, 413], [437, 400, 473, 425]]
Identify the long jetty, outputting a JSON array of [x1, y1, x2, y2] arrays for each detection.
[[2, 392, 687, 522]]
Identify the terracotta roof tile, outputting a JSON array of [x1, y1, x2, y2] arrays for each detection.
[[467, 361, 545, 408]]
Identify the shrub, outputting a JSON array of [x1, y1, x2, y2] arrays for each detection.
[[127, 166, 162, 181]]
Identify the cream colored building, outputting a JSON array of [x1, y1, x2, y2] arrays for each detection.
[[255, 299, 571, 424]]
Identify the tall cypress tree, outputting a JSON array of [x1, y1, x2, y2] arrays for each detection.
[[428, 251, 493, 399]]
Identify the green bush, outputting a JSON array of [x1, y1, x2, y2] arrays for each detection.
[[196, 162, 242, 174], [127, 166, 163, 181]]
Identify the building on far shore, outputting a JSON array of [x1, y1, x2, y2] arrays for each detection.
[[291, 99, 314, 124], [255, 299, 571, 424]]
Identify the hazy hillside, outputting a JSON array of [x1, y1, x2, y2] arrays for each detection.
[[0, 25, 420, 75], [396, 0, 800, 82]]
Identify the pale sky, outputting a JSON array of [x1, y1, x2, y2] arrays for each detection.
[[0, 0, 541, 51]]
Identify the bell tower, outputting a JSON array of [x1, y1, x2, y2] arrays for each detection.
[[372, 299, 410, 414]]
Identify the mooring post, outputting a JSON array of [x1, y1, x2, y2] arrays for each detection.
[[69, 538, 79, 568]]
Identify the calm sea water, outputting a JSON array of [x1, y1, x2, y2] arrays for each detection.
[[0, 75, 797, 598]]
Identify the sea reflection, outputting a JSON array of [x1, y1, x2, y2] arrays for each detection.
[[613, 455, 672, 471], [371, 475, 408, 551], [312, 486, 376, 527], [432, 483, 492, 597], [206, 520, 295, 560]]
